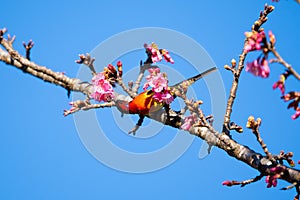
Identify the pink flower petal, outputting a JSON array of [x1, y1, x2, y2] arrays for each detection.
[[292, 109, 300, 120], [180, 115, 196, 131], [246, 57, 270, 78], [91, 72, 114, 102]]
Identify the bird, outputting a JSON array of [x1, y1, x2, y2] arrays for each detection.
[[115, 67, 217, 134]]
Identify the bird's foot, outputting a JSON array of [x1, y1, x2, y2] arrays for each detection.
[[128, 125, 140, 135]]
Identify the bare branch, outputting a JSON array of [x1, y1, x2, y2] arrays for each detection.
[[64, 99, 115, 116], [252, 4, 274, 31], [281, 182, 298, 190], [222, 174, 264, 187], [274, 150, 296, 167], [0, 33, 93, 96], [131, 63, 159, 95], [75, 53, 97, 76], [7, 34, 16, 45], [117, 78, 136, 98], [269, 47, 300, 80], [246, 116, 275, 162], [22, 39, 34, 60]]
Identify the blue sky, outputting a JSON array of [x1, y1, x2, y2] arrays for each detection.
[[0, 0, 299, 199]]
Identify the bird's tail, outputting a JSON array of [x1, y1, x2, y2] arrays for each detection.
[[170, 67, 217, 89]]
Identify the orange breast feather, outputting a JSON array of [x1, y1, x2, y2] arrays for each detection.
[[129, 90, 163, 115]]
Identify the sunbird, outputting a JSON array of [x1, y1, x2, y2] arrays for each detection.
[[115, 67, 217, 134]]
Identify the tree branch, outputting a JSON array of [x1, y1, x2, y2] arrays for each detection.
[[1, 4, 300, 199], [148, 109, 300, 188], [64, 99, 115, 116], [0, 31, 93, 96], [222, 174, 264, 187], [269, 47, 300, 80], [223, 4, 274, 133], [246, 116, 275, 162]]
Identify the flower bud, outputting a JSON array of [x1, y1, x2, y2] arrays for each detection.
[[231, 59, 236, 67], [246, 116, 255, 128], [256, 118, 262, 126], [224, 65, 232, 70], [288, 160, 295, 167], [222, 181, 233, 186], [117, 61, 123, 77]]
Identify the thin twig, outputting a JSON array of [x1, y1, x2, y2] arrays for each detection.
[[0, 34, 92, 96], [223, 174, 264, 187], [64, 100, 115, 116], [269, 47, 300, 80], [246, 116, 275, 162], [280, 182, 298, 190], [295, 185, 300, 200], [75, 53, 97, 76], [131, 63, 159, 95], [274, 150, 295, 167], [131, 63, 148, 95], [117, 78, 136, 98], [253, 128, 275, 162], [23, 40, 34, 60]]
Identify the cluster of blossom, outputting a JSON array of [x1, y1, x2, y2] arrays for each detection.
[[90, 61, 123, 102], [180, 115, 197, 131], [265, 166, 283, 188], [91, 72, 115, 102], [89, 43, 175, 104], [281, 91, 300, 119], [244, 30, 274, 78], [245, 56, 270, 78], [244, 31, 266, 53], [144, 43, 174, 64], [272, 71, 290, 95], [272, 69, 300, 119], [143, 68, 174, 104], [272, 69, 299, 119], [244, 29, 299, 120]]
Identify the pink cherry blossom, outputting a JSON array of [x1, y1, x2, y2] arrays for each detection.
[[269, 166, 283, 174], [91, 72, 114, 102], [117, 60, 123, 77], [244, 31, 266, 53], [152, 74, 168, 93], [222, 181, 233, 186], [152, 90, 174, 104], [280, 91, 300, 120], [144, 71, 168, 93], [144, 43, 162, 63], [265, 166, 284, 188], [246, 57, 270, 78], [143, 69, 174, 105], [273, 75, 285, 94], [180, 115, 196, 131], [266, 175, 278, 188], [161, 91, 174, 104], [144, 43, 174, 64], [292, 108, 300, 120], [273, 71, 291, 95], [148, 67, 160, 75], [268, 30, 276, 45], [260, 58, 270, 78], [161, 49, 174, 64]]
